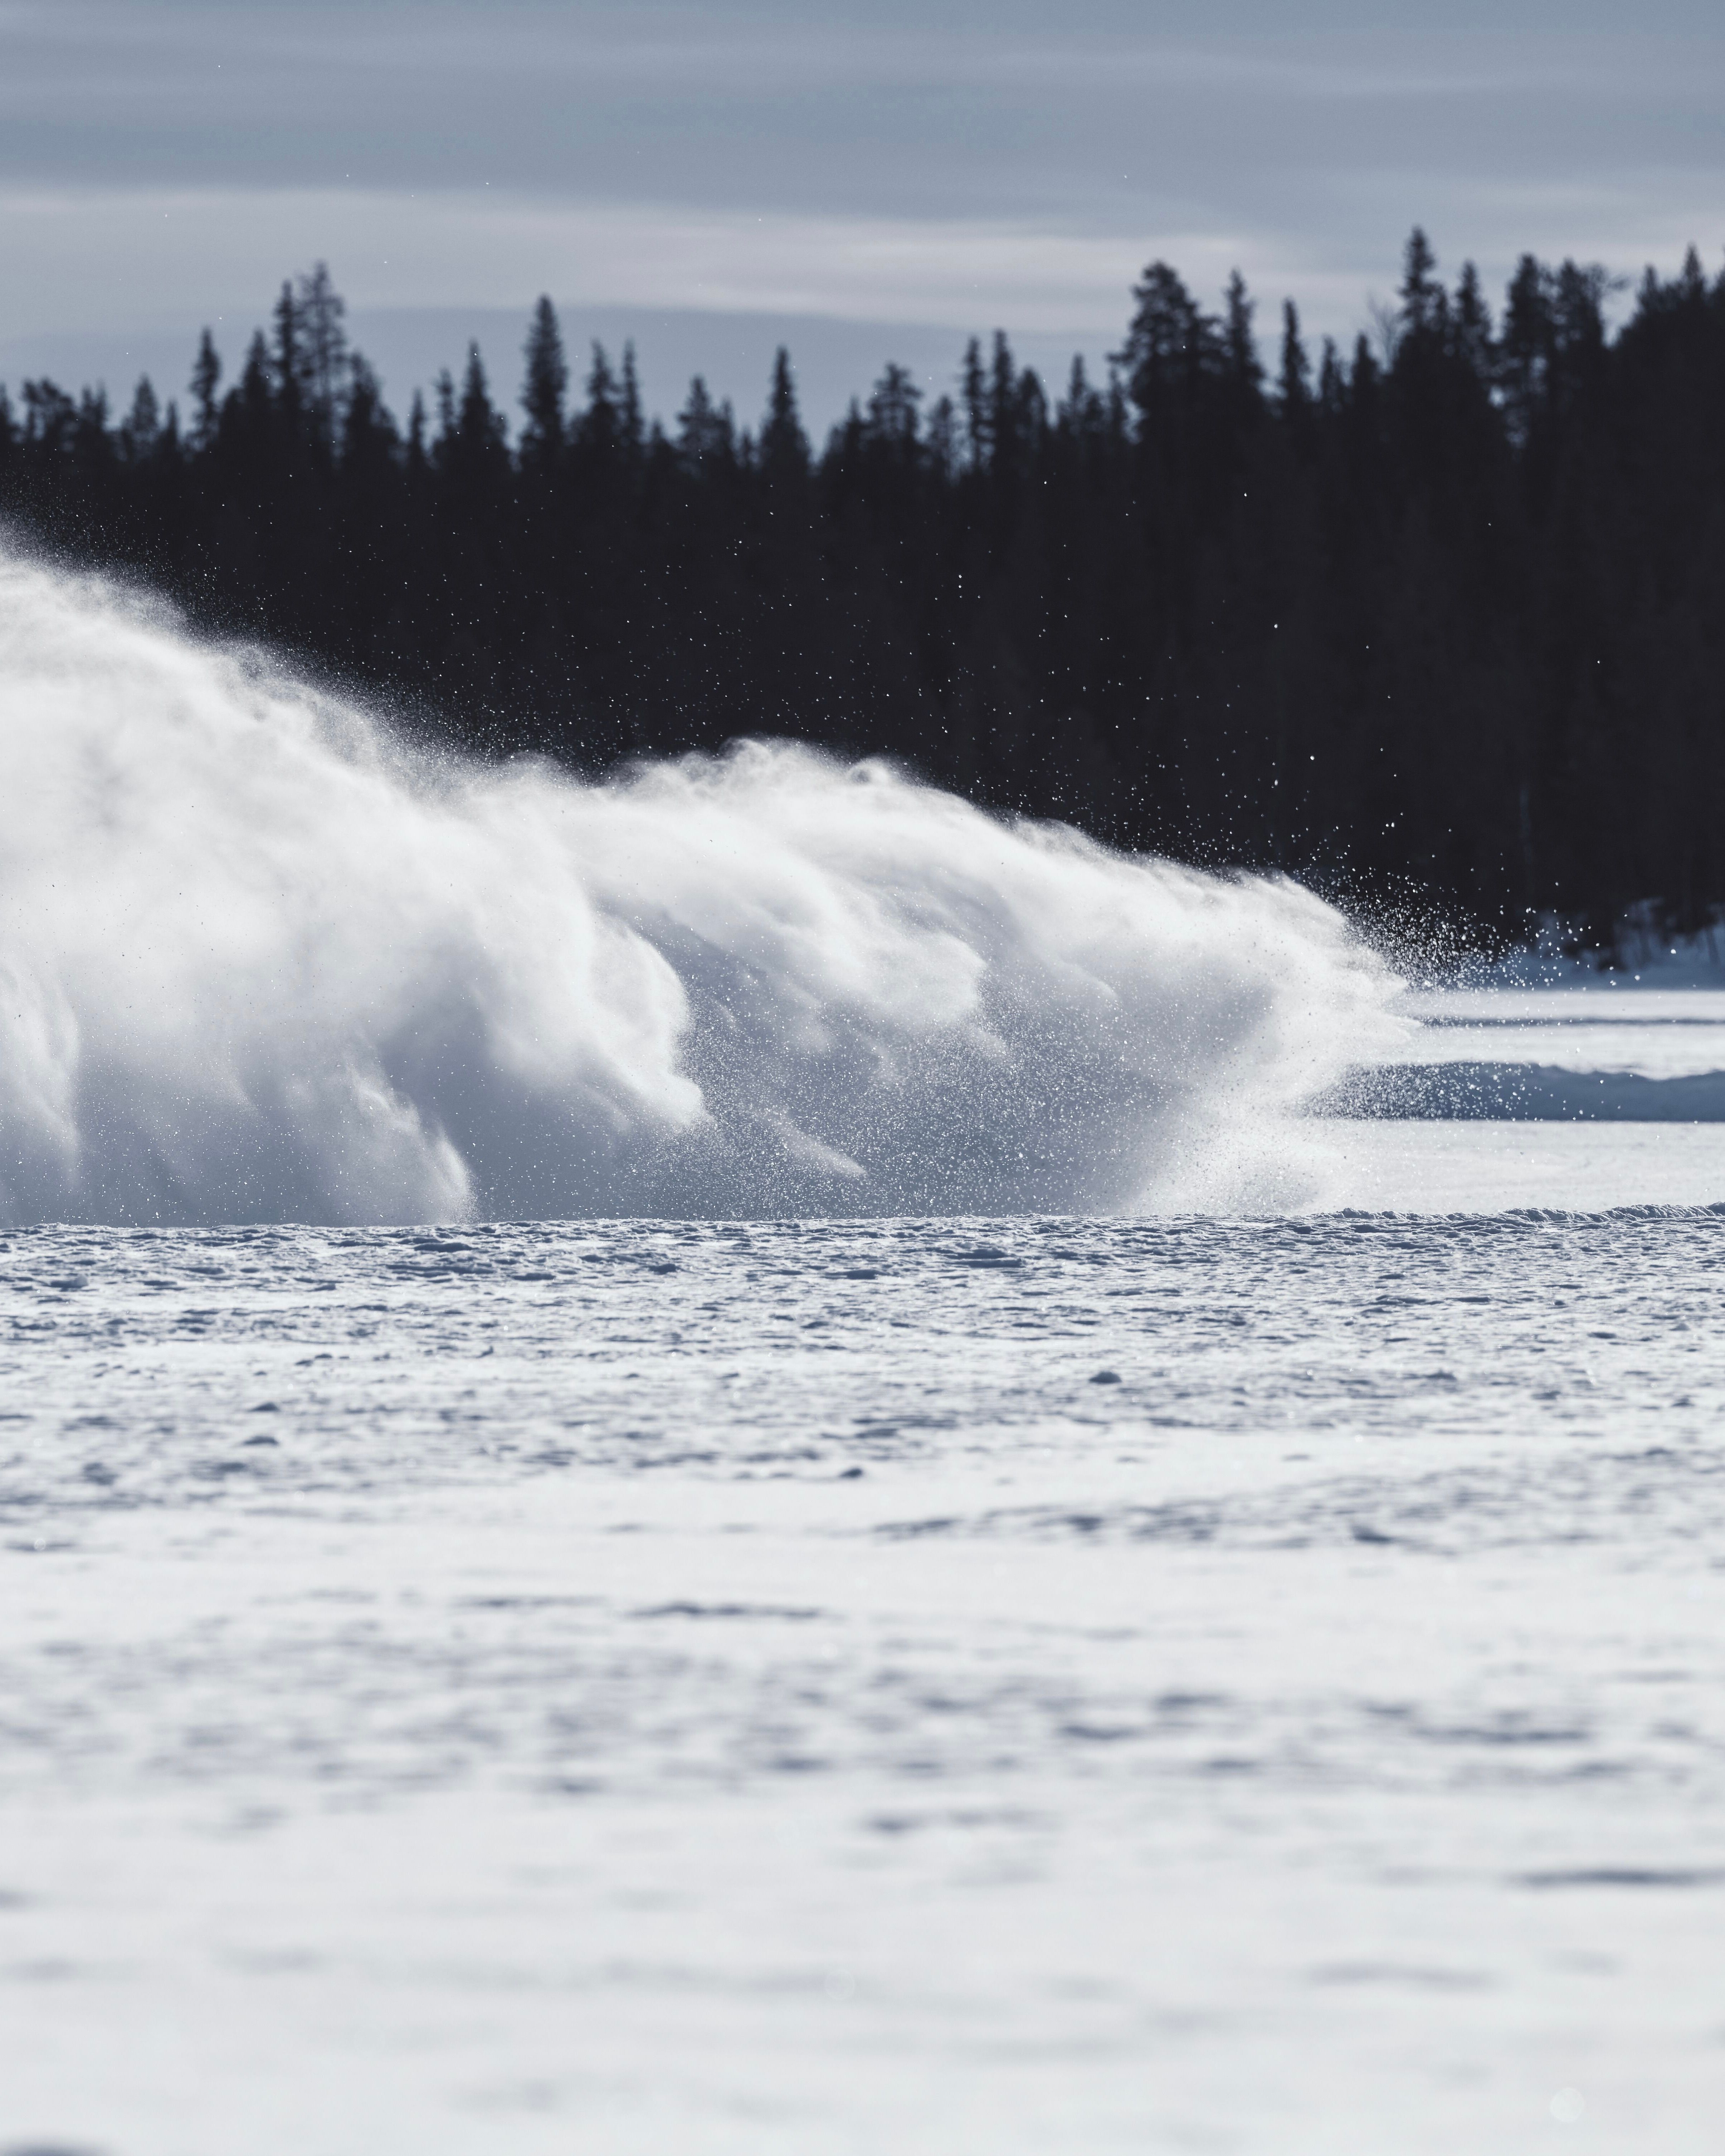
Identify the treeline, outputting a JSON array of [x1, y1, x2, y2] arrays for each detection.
[[4, 234, 1725, 941]]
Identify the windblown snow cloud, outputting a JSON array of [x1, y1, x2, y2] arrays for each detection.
[[0, 552, 1407, 1224]]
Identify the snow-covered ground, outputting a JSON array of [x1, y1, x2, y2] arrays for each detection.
[[1401, 989, 1725, 1081], [1326, 965, 1725, 1125], [1299, 965, 1725, 1207], [1312, 1117, 1725, 1209], [6, 553, 1725, 2151], [4, 1199, 1724, 2155]]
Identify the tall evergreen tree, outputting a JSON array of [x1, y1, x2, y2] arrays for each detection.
[[295, 262, 349, 444], [519, 297, 568, 463], [1278, 302, 1312, 412], [1399, 226, 1443, 338], [760, 348, 809, 481], [189, 331, 222, 451]]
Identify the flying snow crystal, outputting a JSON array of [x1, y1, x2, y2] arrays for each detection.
[[0, 552, 1409, 1224]]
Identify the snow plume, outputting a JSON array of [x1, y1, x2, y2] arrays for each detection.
[[0, 553, 1408, 1224]]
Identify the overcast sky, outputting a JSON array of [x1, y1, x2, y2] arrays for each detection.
[[2, 0, 1722, 428]]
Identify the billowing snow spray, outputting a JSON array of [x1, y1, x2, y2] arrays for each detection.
[[0, 552, 1407, 1223]]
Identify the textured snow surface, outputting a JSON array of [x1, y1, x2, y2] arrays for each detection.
[[1402, 989, 1725, 1080], [1314, 1118, 1725, 1210], [4, 1205, 1725, 2154]]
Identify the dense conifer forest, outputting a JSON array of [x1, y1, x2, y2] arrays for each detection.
[[4, 230, 1724, 944]]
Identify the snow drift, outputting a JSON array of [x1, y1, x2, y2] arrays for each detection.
[[0, 553, 1407, 1223]]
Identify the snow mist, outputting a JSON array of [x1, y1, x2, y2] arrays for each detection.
[[0, 554, 1407, 1224]]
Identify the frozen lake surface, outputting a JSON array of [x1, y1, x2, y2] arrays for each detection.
[[1361, 984, 1725, 1121], [5, 1164, 1725, 2154], [9, 549, 1725, 2152]]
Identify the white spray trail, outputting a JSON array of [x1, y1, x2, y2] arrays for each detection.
[[0, 552, 1409, 1224]]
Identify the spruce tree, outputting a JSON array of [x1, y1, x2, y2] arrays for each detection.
[[1115, 262, 1221, 419], [1224, 270, 1262, 389], [866, 362, 920, 454], [960, 338, 988, 469], [760, 348, 809, 481], [271, 282, 302, 435], [189, 331, 222, 452], [1278, 302, 1312, 412], [520, 297, 568, 463], [620, 343, 644, 456], [582, 342, 620, 457], [121, 378, 161, 462], [295, 263, 349, 446], [1399, 227, 1443, 339], [457, 344, 508, 460]]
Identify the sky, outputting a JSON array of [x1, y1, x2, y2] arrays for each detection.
[[1, 0, 1722, 430]]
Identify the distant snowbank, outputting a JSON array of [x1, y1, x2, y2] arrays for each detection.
[[1330, 935, 1725, 1124]]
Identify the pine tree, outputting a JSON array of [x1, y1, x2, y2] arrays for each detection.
[[620, 343, 644, 455], [582, 342, 620, 457], [1317, 337, 1345, 413], [760, 348, 809, 481], [1278, 302, 1312, 411], [189, 331, 222, 451], [1452, 263, 1493, 377], [1056, 355, 1103, 437], [1399, 227, 1442, 337], [520, 296, 568, 462], [677, 377, 732, 465], [961, 338, 988, 469], [865, 362, 920, 452], [296, 263, 349, 444], [1224, 270, 1263, 389], [21, 380, 77, 457], [272, 282, 302, 432], [406, 390, 429, 478], [925, 393, 958, 477], [342, 356, 398, 474], [1114, 262, 1222, 420], [232, 332, 275, 454], [1498, 255, 1553, 446], [120, 377, 161, 462], [457, 344, 508, 458]]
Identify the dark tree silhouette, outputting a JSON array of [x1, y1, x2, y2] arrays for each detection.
[[5, 232, 1725, 951], [520, 296, 568, 464]]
